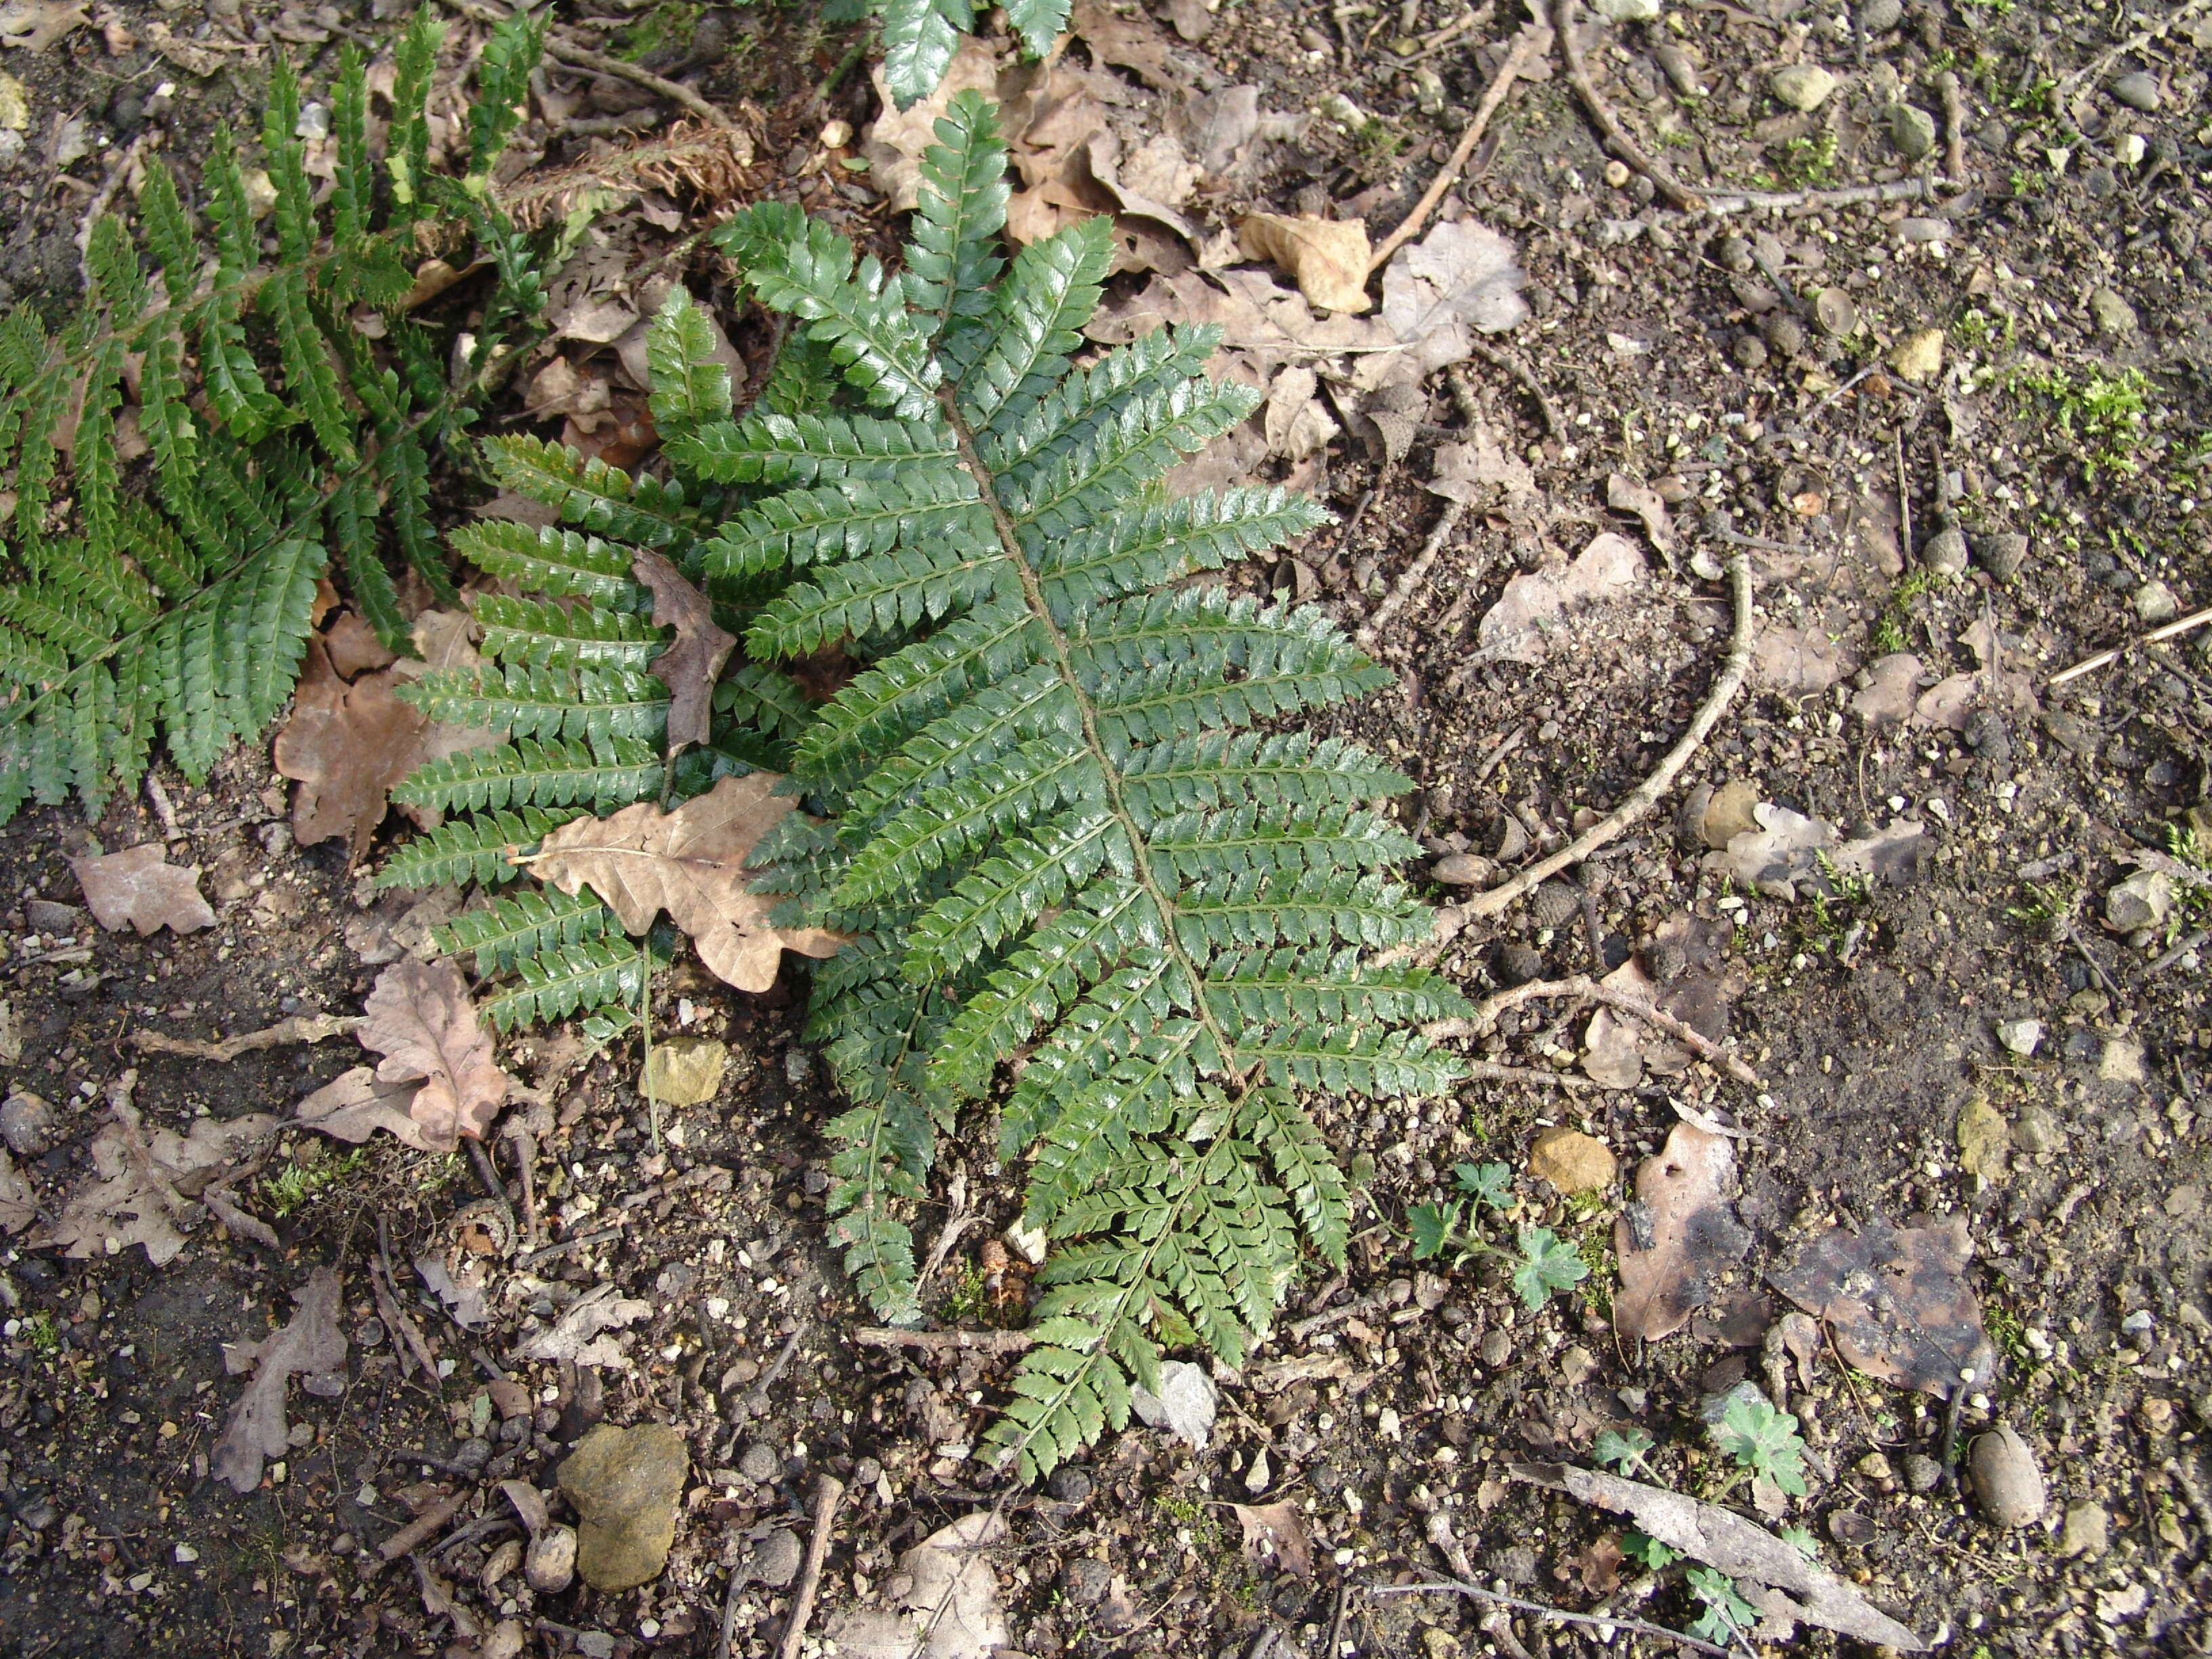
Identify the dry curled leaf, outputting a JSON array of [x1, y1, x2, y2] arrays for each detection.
[[274, 638, 430, 867], [632, 549, 734, 752], [70, 844, 216, 935], [0, 1147, 35, 1235], [516, 1283, 651, 1366], [213, 1266, 348, 1495], [292, 1065, 441, 1153], [1613, 1122, 1750, 1342], [0, 0, 89, 51], [825, 1513, 1010, 1659], [1238, 213, 1371, 314], [1477, 532, 1646, 664], [1230, 1499, 1311, 1578], [529, 773, 844, 992], [1511, 1461, 1923, 1650], [359, 960, 510, 1150], [1771, 1216, 1994, 1397], [35, 1074, 276, 1265]]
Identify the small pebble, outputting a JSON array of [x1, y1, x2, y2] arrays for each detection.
[[1902, 1453, 1943, 1494], [2134, 579, 2179, 623], [1968, 1425, 2047, 1528], [2061, 1500, 2110, 1559], [1887, 102, 1938, 159], [1769, 64, 1838, 111], [1479, 1328, 1512, 1368], [2110, 71, 2160, 112], [2089, 287, 2139, 335], [739, 1441, 781, 1484], [1813, 287, 1859, 336], [1856, 0, 1902, 31], [1978, 531, 2029, 581], [1922, 521, 1969, 579], [1995, 1018, 2043, 1058], [1856, 1451, 1895, 1482]]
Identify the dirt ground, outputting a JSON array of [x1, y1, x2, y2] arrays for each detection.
[[1, 0, 2209, 1654]]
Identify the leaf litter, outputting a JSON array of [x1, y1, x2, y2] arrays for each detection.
[[70, 844, 216, 936], [212, 1266, 348, 1495], [631, 549, 735, 752], [528, 772, 845, 993], [825, 1511, 1010, 1659], [1771, 1216, 1995, 1397], [1613, 1122, 1752, 1343], [357, 960, 512, 1150]]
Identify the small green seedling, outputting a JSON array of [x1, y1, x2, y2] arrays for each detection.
[[1454, 1160, 1514, 1213], [1715, 1395, 1809, 1496], [1511, 1227, 1590, 1311], [1686, 1566, 1760, 1643], [1780, 1523, 1820, 1559], [1593, 1427, 1656, 1476], [1622, 1529, 1679, 1570]]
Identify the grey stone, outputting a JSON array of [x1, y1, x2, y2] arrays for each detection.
[[2135, 579, 2180, 623], [1479, 1328, 1513, 1367], [0, 1091, 55, 1157], [525, 1525, 577, 1594], [739, 1440, 781, 1483], [1902, 1453, 1943, 1493], [2015, 1104, 2065, 1154], [2106, 872, 2173, 932], [748, 1529, 804, 1589], [2060, 1500, 2110, 1559], [1770, 65, 1838, 111], [1887, 102, 1938, 159], [2110, 72, 2160, 112], [2100, 1036, 2148, 1088], [1996, 1018, 2043, 1058], [1969, 1425, 2047, 1528], [1923, 523, 1970, 579], [557, 1422, 690, 1591], [1856, 0, 1902, 32], [1979, 532, 2029, 581], [2089, 287, 2139, 335], [23, 899, 81, 933]]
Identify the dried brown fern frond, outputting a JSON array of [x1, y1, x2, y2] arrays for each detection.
[[497, 120, 764, 231]]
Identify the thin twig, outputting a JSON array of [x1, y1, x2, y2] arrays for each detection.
[[378, 1492, 470, 1563], [1370, 1580, 1731, 1656], [1555, 0, 1701, 209], [2150, 928, 2209, 975], [1698, 176, 1951, 215], [775, 1475, 848, 1659], [1358, 501, 1466, 649], [1460, 1060, 1606, 1090], [519, 1224, 623, 1267], [2049, 604, 2212, 687], [1426, 973, 1764, 1088], [131, 1013, 360, 1061], [1451, 551, 1754, 920], [1464, 335, 1562, 435], [1368, 25, 1544, 273], [853, 1325, 1036, 1355], [466, 1139, 521, 1247], [1938, 70, 1967, 180], [443, 0, 739, 130], [2056, 0, 2210, 110]]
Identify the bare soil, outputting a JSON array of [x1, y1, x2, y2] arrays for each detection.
[[1, 0, 2209, 1655]]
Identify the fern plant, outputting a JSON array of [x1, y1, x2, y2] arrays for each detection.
[[382, 93, 1465, 1483], [827, 0, 1069, 108], [0, 12, 548, 824], [712, 94, 1469, 1480]]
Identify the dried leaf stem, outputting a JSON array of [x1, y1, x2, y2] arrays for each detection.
[[2049, 604, 2212, 687], [1425, 972, 1765, 1089], [1368, 25, 1544, 274], [442, 0, 739, 131], [774, 1475, 848, 1659], [130, 1013, 361, 1061], [1555, 0, 1702, 209], [1370, 1580, 1732, 1657], [853, 1325, 1037, 1355], [1455, 550, 1753, 921]]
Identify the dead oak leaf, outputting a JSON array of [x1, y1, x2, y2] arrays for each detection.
[[34, 1079, 278, 1265], [1612, 1122, 1750, 1343], [292, 1065, 441, 1153], [274, 638, 430, 867], [0, 0, 89, 51], [70, 843, 216, 935], [0, 1147, 36, 1235], [359, 960, 511, 1150], [632, 549, 734, 752], [213, 1267, 348, 1495], [529, 772, 844, 993], [1229, 1499, 1311, 1578], [1238, 213, 1371, 314], [1771, 1216, 1994, 1397]]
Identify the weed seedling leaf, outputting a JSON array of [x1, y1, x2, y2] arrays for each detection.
[[1454, 1160, 1513, 1213], [1715, 1395, 1809, 1496], [1512, 1225, 1589, 1309]]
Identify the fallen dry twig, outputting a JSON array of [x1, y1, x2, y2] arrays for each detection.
[[1460, 1060, 1605, 1091], [853, 1325, 1036, 1355], [1359, 501, 1466, 650], [132, 1013, 361, 1062], [1697, 176, 1953, 215], [775, 1475, 848, 1659], [442, 0, 739, 131], [1555, 0, 1701, 209], [1455, 550, 1753, 920], [2048, 603, 2212, 687], [1368, 25, 1544, 274], [378, 1491, 470, 1564], [1369, 1580, 1731, 1658], [1425, 972, 1764, 1089]]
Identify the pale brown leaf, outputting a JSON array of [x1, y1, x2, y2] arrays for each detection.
[[358, 961, 510, 1150], [34, 1076, 277, 1264], [0, 1147, 36, 1235], [516, 1282, 651, 1365], [632, 549, 735, 751], [1612, 1122, 1750, 1342], [213, 1267, 348, 1495], [1238, 213, 1372, 314], [0, 0, 89, 52], [1229, 1499, 1312, 1578], [274, 638, 430, 867], [1771, 1216, 1994, 1397], [1476, 532, 1646, 664], [529, 773, 844, 992], [293, 1065, 442, 1153], [70, 843, 216, 935]]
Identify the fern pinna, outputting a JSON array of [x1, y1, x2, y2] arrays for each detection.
[[708, 94, 1471, 1479], [378, 286, 817, 1040], [0, 12, 546, 824]]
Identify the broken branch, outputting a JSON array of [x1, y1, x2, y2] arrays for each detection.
[[1456, 550, 1753, 921], [1368, 1580, 1731, 1658], [131, 1013, 361, 1061], [1368, 25, 1543, 273], [2048, 604, 2212, 687], [1426, 972, 1765, 1089], [1555, 0, 1702, 209], [775, 1475, 848, 1659], [853, 1325, 1036, 1355]]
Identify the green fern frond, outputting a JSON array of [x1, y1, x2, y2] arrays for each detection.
[[480, 935, 647, 1032], [482, 434, 706, 554], [388, 734, 663, 813], [396, 663, 670, 745], [706, 99, 1465, 1481], [644, 287, 734, 436], [433, 887, 615, 975], [472, 593, 662, 670], [375, 806, 580, 890]]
